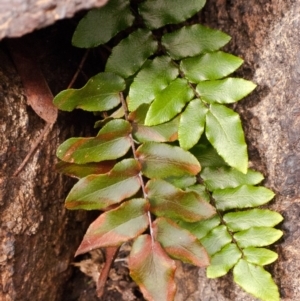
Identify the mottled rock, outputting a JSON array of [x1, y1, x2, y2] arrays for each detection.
[[0, 0, 108, 40], [194, 0, 300, 300], [0, 22, 93, 300]]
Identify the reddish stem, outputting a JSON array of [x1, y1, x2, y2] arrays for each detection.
[[96, 246, 120, 298], [119, 93, 154, 243], [67, 49, 90, 89]]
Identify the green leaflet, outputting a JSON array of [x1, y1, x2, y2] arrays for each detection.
[[75, 198, 149, 255], [136, 142, 201, 178], [108, 106, 125, 118], [72, 0, 134, 48], [154, 217, 210, 267], [56, 160, 115, 178], [200, 225, 232, 256], [65, 159, 141, 210], [205, 104, 248, 173], [128, 103, 151, 124], [129, 235, 177, 301], [201, 166, 264, 190], [180, 51, 244, 82], [56, 119, 131, 164], [234, 227, 283, 248], [56, 2, 281, 300], [129, 104, 179, 143], [105, 29, 158, 78], [178, 99, 207, 150], [162, 24, 231, 60], [146, 179, 216, 223], [128, 56, 179, 112], [207, 244, 242, 278], [185, 184, 211, 203], [178, 215, 221, 240], [223, 209, 283, 232], [53, 72, 125, 112], [145, 78, 194, 126], [132, 118, 179, 143], [213, 185, 275, 211], [163, 175, 196, 189], [196, 78, 257, 104], [233, 259, 280, 301], [243, 247, 278, 266], [94, 106, 125, 128], [191, 142, 227, 168], [139, 0, 206, 29]]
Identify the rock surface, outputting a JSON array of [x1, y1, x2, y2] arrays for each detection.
[[195, 0, 300, 300], [0, 22, 95, 301], [0, 0, 107, 40]]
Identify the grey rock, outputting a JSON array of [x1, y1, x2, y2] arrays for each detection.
[[0, 0, 108, 40]]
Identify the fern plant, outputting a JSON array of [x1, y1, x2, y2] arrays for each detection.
[[53, 0, 283, 300]]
